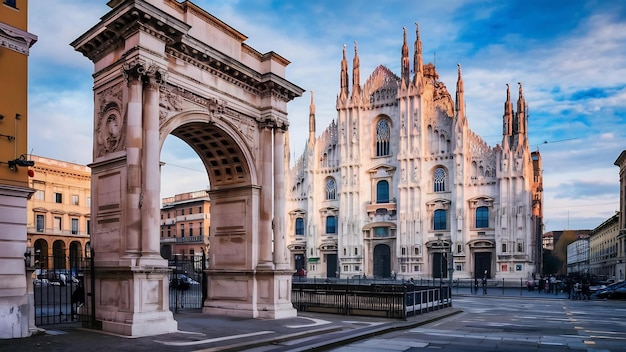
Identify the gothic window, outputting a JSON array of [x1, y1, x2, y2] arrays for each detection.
[[434, 167, 447, 192], [433, 209, 447, 230], [326, 215, 337, 234], [326, 177, 337, 200], [295, 218, 304, 236], [476, 206, 489, 228], [376, 180, 389, 203], [502, 243, 507, 253], [376, 119, 391, 156]]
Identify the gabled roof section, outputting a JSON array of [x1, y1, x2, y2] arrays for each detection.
[[363, 65, 400, 98]]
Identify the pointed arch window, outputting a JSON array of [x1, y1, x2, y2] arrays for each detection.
[[376, 180, 389, 203], [295, 218, 304, 236], [326, 177, 337, 200], [434, 167, 447, 192], [476, 206, 489, 228], [376, 119, 391, 156]]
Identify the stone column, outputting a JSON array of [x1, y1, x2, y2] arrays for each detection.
[[258, 124, 273, 267], [273, 126, 288, 269], [139, 66, 164, 264], [123, 62, 144, 260]]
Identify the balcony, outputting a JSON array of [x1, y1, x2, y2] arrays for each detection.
[[175, 235, 208, 244], [365, 199, 397, 217]]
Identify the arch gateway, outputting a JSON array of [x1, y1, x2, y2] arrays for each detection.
[[71, 0, 303, 336]]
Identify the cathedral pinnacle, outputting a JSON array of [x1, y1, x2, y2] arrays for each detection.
[[352, 41, 360, 93], [413, 22, 423, 84], [340, 44, 349, 99], [401, 27, 410, 84], [455, 63, 465, 116]]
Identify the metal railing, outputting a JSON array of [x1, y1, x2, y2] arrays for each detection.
[[292, 281, 451, 319]]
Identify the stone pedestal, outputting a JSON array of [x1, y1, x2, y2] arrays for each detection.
[[94, 267, 177, 337], [203, 269, 296, 319]]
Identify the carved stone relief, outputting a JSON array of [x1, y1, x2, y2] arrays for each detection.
[[95, 83, 125, 157]]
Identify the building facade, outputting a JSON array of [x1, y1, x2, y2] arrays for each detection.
[[589, 213, 620, 280], [0, 0, 38, 339], [160, 190, 211, 261], [286, 25, 542, 281], [614, 150, 626, 281], [567, 237, 590, 276], [26, 155, 92, 270]]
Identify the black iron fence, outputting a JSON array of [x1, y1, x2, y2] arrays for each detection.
[[292, 281, 451, 319], [168, 254, 206, 312], [32, 253, 94, 326]]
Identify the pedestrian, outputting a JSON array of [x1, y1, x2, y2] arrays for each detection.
[[71, 280, 85, 320], [482, 274, 487, 295], [474, 278, 478, 294], [538, 277, 545, 294], [582, 280, 591, 300]]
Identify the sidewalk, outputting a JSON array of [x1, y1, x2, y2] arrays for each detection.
[[0, 308, 461, 352], [0, 288, 575, 352]]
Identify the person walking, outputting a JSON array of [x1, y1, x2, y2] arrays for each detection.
[[482, 271, 488, 295]]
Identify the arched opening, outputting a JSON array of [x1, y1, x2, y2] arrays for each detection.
[[69, 241, 82, 274], [33, 239, 48, 269], [52, 240, 66, 270]]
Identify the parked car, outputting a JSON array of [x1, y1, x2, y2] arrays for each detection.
[[169, 274, 199, 290], [594, 281, 626, 299]]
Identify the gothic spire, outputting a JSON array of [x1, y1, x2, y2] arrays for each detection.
[[352, 41, 360, 94], [413, 22, 423, 83], [503, 83, 513, 136], [455, 63, 465, 116], [401, 27, 410, 85], [340, 44, 349, 100], [308, 91, 316, 147], [516, 82, 526, 136]]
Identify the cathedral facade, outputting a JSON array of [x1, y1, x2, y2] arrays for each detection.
[[286, 25, 543, 281]]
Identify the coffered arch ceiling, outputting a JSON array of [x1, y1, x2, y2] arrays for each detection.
[[170, 122, 250, 189]]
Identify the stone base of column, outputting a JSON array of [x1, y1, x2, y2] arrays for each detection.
[[94, 267, 177, 337], [203, 269, 296, 319], [101, 310, 178, 337]]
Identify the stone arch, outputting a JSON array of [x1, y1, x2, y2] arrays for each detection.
[[72, 0, 303, 336]]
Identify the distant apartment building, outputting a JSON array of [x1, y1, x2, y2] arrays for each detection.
[[567, 237, 590, 275], [26, 155, 91, 269], [614, 150, 626, 281], [0, 0, 38, 338], [160, 190, 211, 260], [589, 213, 620, 280]]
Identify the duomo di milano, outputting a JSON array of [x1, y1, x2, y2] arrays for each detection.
[[286, 26, 543, 281]]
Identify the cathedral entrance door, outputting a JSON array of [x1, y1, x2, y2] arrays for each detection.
[[474, 252, 492, 279], [432, 252, 448, 279], [373, 244, 391, 278], [326, 254, 337, 278]]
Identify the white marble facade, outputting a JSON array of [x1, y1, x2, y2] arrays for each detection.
[[286, 26, 542, 282]]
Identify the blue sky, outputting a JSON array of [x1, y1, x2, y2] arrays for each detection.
[[27, 0, 625, 232]]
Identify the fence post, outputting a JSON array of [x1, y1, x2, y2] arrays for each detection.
[[89, 248, 96, 328], [502, 278, 505, 295], [520, 278, 523, 296]]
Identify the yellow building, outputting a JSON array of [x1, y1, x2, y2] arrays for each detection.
[[160, 190, 211, 261], [26, 155, 91, 271], [0, 0, 38, 338]]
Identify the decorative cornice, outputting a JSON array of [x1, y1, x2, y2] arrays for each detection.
[[0, 21, 37, 55]]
